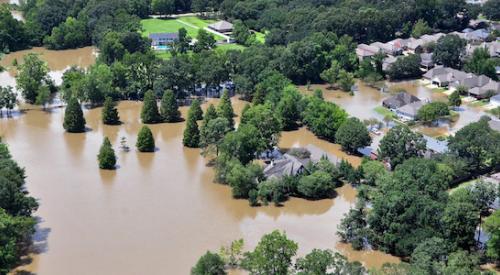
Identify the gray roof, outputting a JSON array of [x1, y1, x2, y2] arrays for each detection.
[[396, 101, 424, 117], [148, 32, 179, 40], [420, 53, 434, 67], [450, 75, 492, 89], [263, 154, 307, 179], [383, 92, 421, 109], [423, 135, 448, 153], [208, 20, 233, 32], [469, 80, 500, 97]]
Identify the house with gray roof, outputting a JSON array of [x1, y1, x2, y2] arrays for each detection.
[[423, 135, 448, 158], [356, 44, 380, 61], [149, 33, 179, 49], [423, 67, 470, 87], [395, 101, 424, 121], [382, 92, 421, 110], [263, 154, 308, 180], [420, 53, 434, 71], [468, 80, 500, 98], [449, 74, 492, 90], [208, 20, 233, 33]]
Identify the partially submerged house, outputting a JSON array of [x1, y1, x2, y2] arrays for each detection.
[[423, 67, 470, 87], [149, 33, 178, 49], [395, 101, 425, 121], [382, 92, 421, 110], [423, 135, 448, 158], [208, 20, 233, 33]]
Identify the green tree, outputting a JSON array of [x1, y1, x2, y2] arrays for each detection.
[[386, 54, 422, 80], [63, 97, 86, 133], [448, 90, 461, 107], [483, 210, 500, 261], [203, 104, 218, 123], [464, 48, 498, 80], [136, 125, 155, 152], [220, 124, 265, 165], [411, 19, 432, 38], [277, 86, 303, 130], [483, 0, 500, 20], [141, 90, 161, 124], [160, 90, 181, 122], [217, 90, 234, 129], [183, 113, 200, 148], [410, 237, 449, 274], [193, 29, 216, 52], [173, 27, 191, 54], [200, 117, 230, 156], [35, 86, 51, 109], [240, 104, 282, 150], [303, 97, 348, 142], [227, 161, 263, 198], [433, 34, 467, 69], [378, 125, 426, 168], [337, 201, 367, 250], [242, 230, 298, 275], [44, 17, 89, 50], [102, 97, 120, 125], [233, 20, 252, 45], [297, 171, 335, 199], [97, 137, 117, 170], [442, 198, 479, 249], [360, 160, 387, 186], [442, 250, 481, 275], [295, 249, 365, 275], [335, 117, 371, 154], [189, 99, 204, 121], [16, 54, 50, 104], [0, 86, 17, 115], [191, 251, 226, 275], [417, 102, 450, 122], [337, 70, 355, 92], [320, 61, 341, 89], [151, 0, 175, 16]]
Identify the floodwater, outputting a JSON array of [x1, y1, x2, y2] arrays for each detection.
[[299, 80, 486, 137], [0, 47, 97, 87], [1, 98, 399, 275]]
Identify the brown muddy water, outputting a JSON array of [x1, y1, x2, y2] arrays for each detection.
[[0, 98, 399, 274], [0, 47, 97, 87], [299, 81, 487, 137]]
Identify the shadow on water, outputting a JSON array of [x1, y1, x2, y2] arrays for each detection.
[[99, 168, 117, 184]]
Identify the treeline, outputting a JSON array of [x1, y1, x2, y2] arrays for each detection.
[[336, 119, 500, 274], [192, 230, 366, 275], [0, 141, 38, 273]]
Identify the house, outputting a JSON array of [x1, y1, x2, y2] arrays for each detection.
[[492, 94, 500, 107], [263, 153, 308, 179], [468, 80, 500, 98], [488, 119, 500, 132], [395, 101, 424, 121], [208, 20, 233, 33], [462, 28, 490, 44], [423, 135, 448, 158], [405, 33, 445, 53], [356, 44, 380, 61], [149, 33, 178, 49], [382, 92, 421, 110], [423, 67, 470, 87], [449, 74, 492, 90], [420, 53, 434, 71], [357, 146, 378, 160]]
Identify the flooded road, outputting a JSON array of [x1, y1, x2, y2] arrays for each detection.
[[1, 99, 398, 274], [0, 47, 97, 87]]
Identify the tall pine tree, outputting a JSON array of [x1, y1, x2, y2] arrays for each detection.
[[183, 108, 200, 148], [102, 97, 120, 125], [160, 90, 181, 122], [217, 89, 234, 129], [189, 98, 203, 121], [63, 97, 86, 133], [136, 125, 156, 152], [141, 90, 161, 124], [98, 137, 116, 169]]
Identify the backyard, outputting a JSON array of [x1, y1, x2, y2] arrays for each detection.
[[140, 16, 226, 41]]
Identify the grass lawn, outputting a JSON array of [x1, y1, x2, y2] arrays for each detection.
[[449, 179, 477, 194], [140, 17, 225, 41], [469, 99, 489, 107], [155, 51, 172, 60], [254, 31, 266, 43], [178, 16, 216, 28], [216, 44, 246, 52], [374, 106, 396, 118]]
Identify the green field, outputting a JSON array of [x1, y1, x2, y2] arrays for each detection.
[[140, 17, 226, 41], [374, 106, 396, 118], [254, 31, 266, 43]]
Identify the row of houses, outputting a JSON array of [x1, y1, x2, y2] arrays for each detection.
[[423, 67, 500, 98]]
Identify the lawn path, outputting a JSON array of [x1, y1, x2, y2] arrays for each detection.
[[176, 19, 200, 30]]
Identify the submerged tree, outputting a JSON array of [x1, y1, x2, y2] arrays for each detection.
[[191, 251, 226, 275], [183, 112, 200, 148], [217, 90, 234, 129], [63, 97, 86, 133], [189, 98, 204, 121], [141, 90, 161, 124], [136, 125, 155, 152], [102, 97, 120, 125], [160, 90, 181, 122], [16, 53, 51, 104], [98, 137, 116, 169]]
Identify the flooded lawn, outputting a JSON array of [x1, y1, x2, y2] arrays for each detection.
[[0, 46, 97, 87], [298, 80, 487, 137], [0, 99, 398, 274]]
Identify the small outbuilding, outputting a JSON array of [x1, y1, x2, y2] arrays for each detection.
[[208, 20, 233, 33]]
